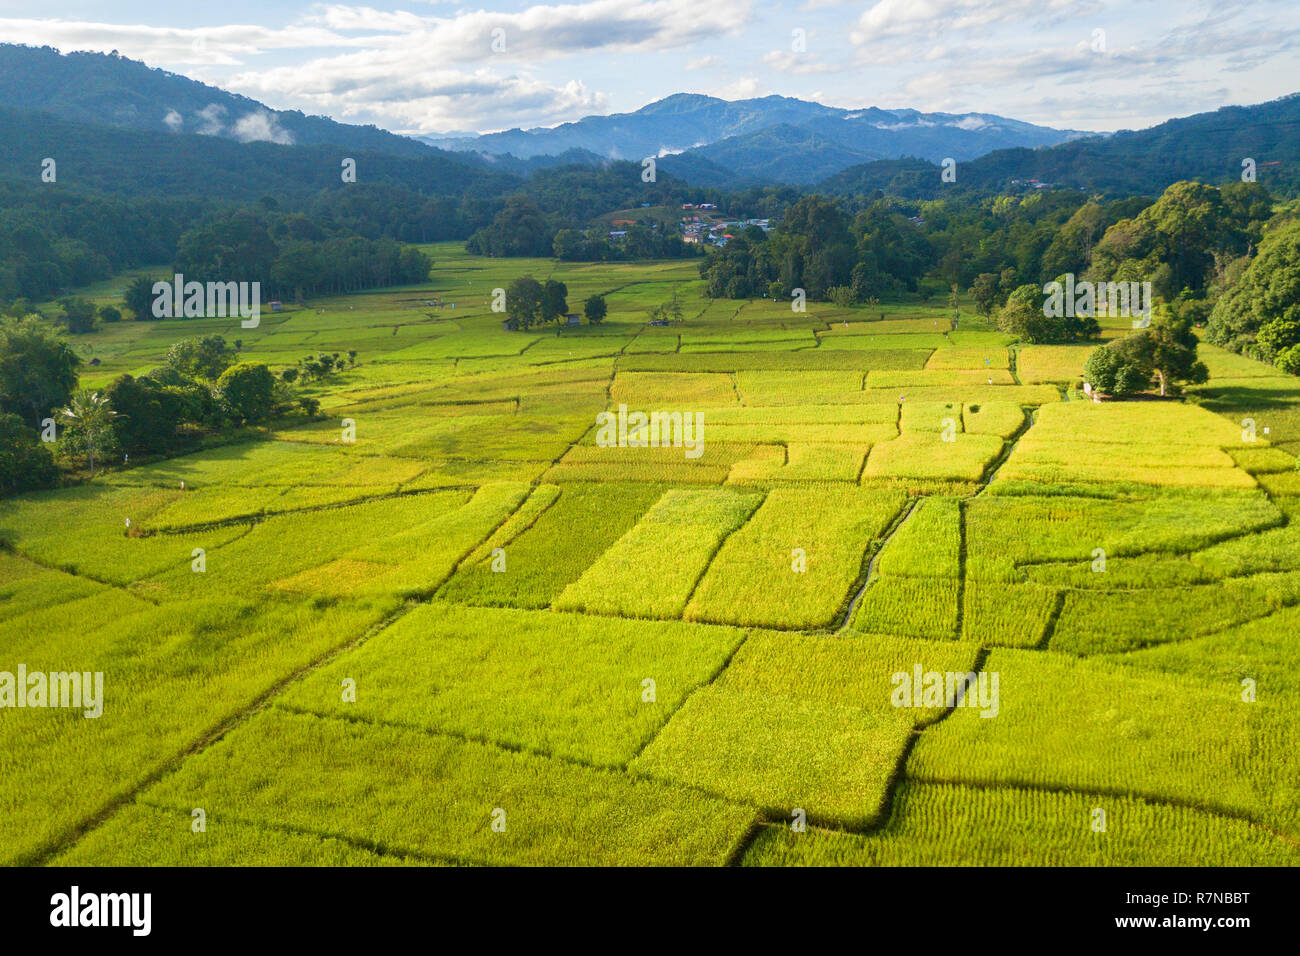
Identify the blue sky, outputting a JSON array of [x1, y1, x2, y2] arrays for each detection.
[[1, 0, 1296, 135]]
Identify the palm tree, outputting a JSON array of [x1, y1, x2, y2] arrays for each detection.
[[58, 390, 119, 478]]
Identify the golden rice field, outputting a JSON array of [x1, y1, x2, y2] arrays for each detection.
[[4, 245, 1298, 867]]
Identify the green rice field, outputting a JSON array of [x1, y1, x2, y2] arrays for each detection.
[[4, 244, 1298, 867]]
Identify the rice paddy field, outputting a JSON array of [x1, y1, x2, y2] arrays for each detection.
[[4, 243, 1298, 867]]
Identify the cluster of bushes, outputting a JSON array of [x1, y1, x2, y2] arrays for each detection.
[[0, 296, 124, 336], [281, 350, 358, 385], [0, 321, 328, 495], [116, 335, 323, 442], [552, 225, 700, 262]]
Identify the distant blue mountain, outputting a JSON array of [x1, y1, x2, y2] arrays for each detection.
[[421, 93, 1088, 183]]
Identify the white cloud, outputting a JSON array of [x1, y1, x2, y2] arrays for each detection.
[[685, 55, 721, 70], [231, 109, 296, 144], [226, 0, 749, 130], [763, 50, 833, 74], [713, 75, 763, 99], [0, 17, 353, 66], [3, 0, 1296, 138], [851, 0, 1103, 46], [194, 103, 227, 135]]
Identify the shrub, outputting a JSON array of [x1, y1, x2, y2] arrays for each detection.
[[216, 363, 278, 424], [0, 412, 58, 494], [166, 335, 236, 381]]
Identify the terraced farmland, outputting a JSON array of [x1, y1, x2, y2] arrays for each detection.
[[4, 245, 1298, 867]]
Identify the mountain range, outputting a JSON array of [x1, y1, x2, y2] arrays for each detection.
[[821, 92, 1300, 198], [420, 92, 1088, 184], [0, 43, 1296, 199]]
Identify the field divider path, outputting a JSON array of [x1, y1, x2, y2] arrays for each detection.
[[0, 541, 181, 607], [954, 499, 968, 640], [277, 703, 630, 776], [974, 406, 1037, 494], [133, 487, 478, 538], [619, 493, 777, 770], [733, 775, 1300, 857], [830, 496, 919, 635], [620, 630, 759, 774], [675, 489, 771, 616], [1035, 591, 1068, 649]]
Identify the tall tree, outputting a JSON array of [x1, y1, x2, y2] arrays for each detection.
[[1115, 314, 1208, 396], [58, 390, 119, 477], [0, 316, 81, 427], [0, 412, 58, 496], [541, 279, 568, 323], [505, 276, 544, 330], [584, 294, 607, 324], [123, 276, 158, 320], [166, 335, 236, 381]]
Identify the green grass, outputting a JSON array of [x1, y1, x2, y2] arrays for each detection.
[[874, 496, 961, 577], [554, 488, 761, 618], [852, 577, 960, 640], [684, 486, 906, 628], [1050, 572, 1300, 654], [0, 597, 390, 865], [438, 482, 665, 607], [132, 707, 757, 866], [279, 603, 747, 766], [742, 783, 1298, 866], [908, 649, 1300, 838], [631, 682, 911, 829], [864, 433, 1004, 482]]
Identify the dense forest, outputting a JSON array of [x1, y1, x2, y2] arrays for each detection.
[[702, 181, 1274, 303]]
